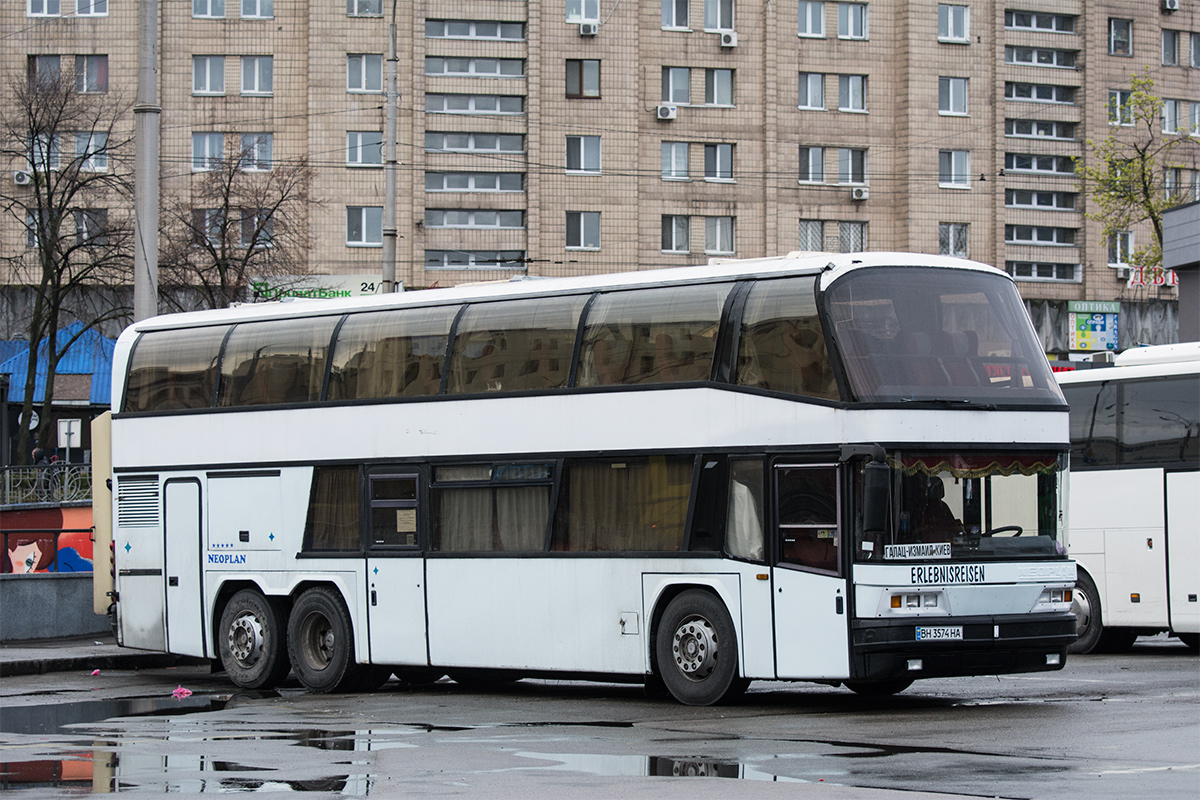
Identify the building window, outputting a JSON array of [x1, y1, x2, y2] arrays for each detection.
[[1192, 103, 1200, 136], [241, 56, 273, 95], [192, 0, 224, 18], [1108, 19, 1132, 57], [239, 133, 272, 171], [27, 0, 61, 16], [1108, 90, 1133, 125], [938, 77, 967, 115], [838, 74, 866, 112], [242, 0, 271, 19], [193, 209, 225, 247], [1005, 225, 1075, 246], [705, 69, 734, 106], [425, 57, 525, 78], [426, 210, 524, 229], [75, 55, 107, 93], [1193, 33, 1200, 69], [798, 219, 824, 250], [426, 19, 525, 40], [566, 0, 600, 24], [347, 54, 383, 93], [1004, 47, 1076, 69], [1005, 189, 1075, 210], [77, 0, 107, 17], [1005, 82, 1073, 104], [839, 221, 865, 252], [663, 67, 691, 104], [1004, 153, 1074, 175], [425, 94, 524, 114], [799, 72, 825, 109], [704, 143, 733, 180], [27, 55, 61, 88], [705, 0, 733, 31], [1162, 99, 1181, 134], [798, 1, 824, 37], [566, 211, 601, 250], [799, 146, 824, 183], [425, 172, 524, 192], [837, 148, 865, 184], [347, 0, 381, 17], [1006, 262, 1078, 282], [1004, 11, 1074, 33], [191, 132, 224, 171], [1163, 30, 1179, 67], [566, 135, 601, 173], [705, 216, 734, 254], [1005, 119, 1075, 140], [193, 56, 225, 95], [1108, 231, 1132, 266], [662, 0, 689, 30], [567, 60, 600, 97], [239, 209, 273, 249], [426, 250, 526, 270], [1165, 168, 1182, 201], [939, 223, 968, 257], [937, 4, 968, 42], [347, 131, 383, 166], [662, 141, 689, 179], [347, 206, 383, 247], [939, 150, 970, 187], [75, 209, 108, 245], [425, 132, 524, 153], [662, 215, 690, 252], [837, 2, 867, 39]]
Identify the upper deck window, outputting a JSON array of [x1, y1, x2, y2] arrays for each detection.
[[577, 283, 732, 386], [328, 305, 456, 401], [735, 276, 839, 400], [123, 326, 227, 413], [216, 317, 339, 407], [826, 267, 1064, 405]]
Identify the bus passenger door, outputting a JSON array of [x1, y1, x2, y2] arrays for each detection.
[[772, 464, 850, 679], [164, 479, 205, 657], [365, 471, 428, 666]]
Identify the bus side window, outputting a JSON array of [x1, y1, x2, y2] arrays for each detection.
[[303, 467, 361, 552], [369, 474, 419, 548], [776, 466, 840, 574], [1062, 383, 1117, 467], [552, 457, 691, 551], [431, 464, 552, 552], [725, 459, 765, 561]]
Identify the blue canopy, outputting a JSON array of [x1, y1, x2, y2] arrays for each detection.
[[0, 322, 115, 405]]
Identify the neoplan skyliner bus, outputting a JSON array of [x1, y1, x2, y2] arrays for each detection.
[[92, 252, 1076, 705]]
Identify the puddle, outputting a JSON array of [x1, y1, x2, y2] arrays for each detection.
[[514, 752, 806, 782], [0, 696, 231, 736]]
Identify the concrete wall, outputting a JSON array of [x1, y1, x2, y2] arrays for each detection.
[[0, 573, 109, 641]]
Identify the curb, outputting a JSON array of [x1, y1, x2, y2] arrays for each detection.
[[0, 652, 205, 678]]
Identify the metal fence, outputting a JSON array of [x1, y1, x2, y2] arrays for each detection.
[[1, 465, 93, 506]]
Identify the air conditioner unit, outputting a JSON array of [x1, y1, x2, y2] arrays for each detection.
[[850, 186, 869, 201], [13, 170, 31, 186], [720, 31, 738, 47], [1162, 0, 1179, 11], [579, 22, 598, 36], [656, 104, 678, 121]]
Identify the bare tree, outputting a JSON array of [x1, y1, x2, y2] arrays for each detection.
[[158, 136, 315, 311], [0, 65, 134, 464]]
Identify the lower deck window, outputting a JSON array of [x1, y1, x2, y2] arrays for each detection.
[[553, 456, 691, 551], [304, 467, 360, 551], [432, 464, 551, 551]]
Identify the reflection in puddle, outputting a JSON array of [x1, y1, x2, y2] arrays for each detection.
[[0, 696, 231, 736], [514, 752, 806, 782]]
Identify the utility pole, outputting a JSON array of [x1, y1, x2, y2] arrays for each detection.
[[382, 0, 400, 293], [133, 0, 160, 321]]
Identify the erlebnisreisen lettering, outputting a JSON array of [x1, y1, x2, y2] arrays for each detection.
[[911, 564, 986, 585]]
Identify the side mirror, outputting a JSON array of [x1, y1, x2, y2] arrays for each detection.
[[862, 461, 890, 537]]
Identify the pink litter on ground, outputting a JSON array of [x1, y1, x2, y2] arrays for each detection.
[[91, 669, 100, 676], [172, 685, 193, 699]]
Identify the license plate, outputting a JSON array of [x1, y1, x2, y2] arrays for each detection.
[[916, 626, 963, 641]]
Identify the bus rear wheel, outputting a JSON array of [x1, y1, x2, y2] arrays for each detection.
[[1069, 571, 1102, 654], [218, 589, 290, 690], [655, 590, 743, 706], [288, 587, 358, 693]]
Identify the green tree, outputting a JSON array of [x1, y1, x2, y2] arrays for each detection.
[[1076, 70, 1198, 270]]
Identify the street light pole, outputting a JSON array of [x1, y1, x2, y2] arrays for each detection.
[[382, 0, 400, 293], [132, 0, 160, 320]]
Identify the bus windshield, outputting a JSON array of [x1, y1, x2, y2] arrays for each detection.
[[859, 450, 1067, 562], [826, 267, 1064, 406]]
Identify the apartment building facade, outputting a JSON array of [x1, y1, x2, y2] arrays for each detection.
[[2, 0, 1196, 347]]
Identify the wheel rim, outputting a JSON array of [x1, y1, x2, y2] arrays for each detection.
[[300, 610, 336, 670], [228, 611, 265, 667], [671, 614, 718, 681], [1072, 587, 1093, 638]]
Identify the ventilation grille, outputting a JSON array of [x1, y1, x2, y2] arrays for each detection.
[[116, 476, 160, 528]]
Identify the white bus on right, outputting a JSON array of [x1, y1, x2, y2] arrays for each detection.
[[1057, 342, 1200, 654]]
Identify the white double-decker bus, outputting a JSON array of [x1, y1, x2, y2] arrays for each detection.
[[1057, 343, 1199, 653], [92, 252, 1076, 705]]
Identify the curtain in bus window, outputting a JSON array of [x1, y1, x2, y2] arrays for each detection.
[[1061, 383, 1117, 467], [726, 459, 765, 561], [736, 277, 838, 400], [304, 467, 360, 551], [433, 486, 548, 551], [553, 456, 691, 551], [122, 326, 227, 412], [1120, 377, 1200, 467], [327, 305, 455, 400], [217, 317, 339, 407], [446, 295, 586, 394], [577, 284, 732, 386]]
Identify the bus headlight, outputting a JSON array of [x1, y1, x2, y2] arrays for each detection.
[[888, 592, 944, 613]]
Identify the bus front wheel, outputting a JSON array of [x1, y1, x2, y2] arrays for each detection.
[[288, 587, 358, 693], [218, 589, 291, 690], [655, 590, 743, 706]]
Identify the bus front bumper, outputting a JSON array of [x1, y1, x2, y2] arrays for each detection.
[[849, 612, 1076, 682]]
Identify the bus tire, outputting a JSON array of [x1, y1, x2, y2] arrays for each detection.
[[1069, 571, 1103, 654], [349, 665, 393, 692], [655, 590, 742, 706], [1095, 627, 1137, 653], [218, 589, 290, 690], [844, 679, 913, 697], [288, 587, 358, 693]]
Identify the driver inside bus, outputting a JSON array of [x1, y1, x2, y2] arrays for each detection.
[[914, 477, 963, 542]]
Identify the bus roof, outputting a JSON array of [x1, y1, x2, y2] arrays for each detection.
[[122, 252, 1007, 336], [1113, 341, 1200, 367], [1057, 342, 1200, 385]]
